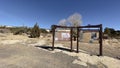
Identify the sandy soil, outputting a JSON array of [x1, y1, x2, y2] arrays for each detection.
[[0, 33, 120, 68]]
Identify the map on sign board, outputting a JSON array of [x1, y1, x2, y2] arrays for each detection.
[[61, 33, 70, 40]]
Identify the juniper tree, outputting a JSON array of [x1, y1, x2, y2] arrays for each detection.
[[30, 23, 40, 38]]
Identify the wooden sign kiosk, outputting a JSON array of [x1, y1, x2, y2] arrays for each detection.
[[52, 24, 103, 56]]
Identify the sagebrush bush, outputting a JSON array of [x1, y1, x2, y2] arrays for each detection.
[[30, 23, 40, 38]]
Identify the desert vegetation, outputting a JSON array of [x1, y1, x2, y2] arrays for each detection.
[[104, 27, 120, 38], [0, 23, 48, 37]]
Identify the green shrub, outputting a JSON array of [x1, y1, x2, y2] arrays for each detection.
[[30, 23, 40, 38], [40, 28, 48, 33]]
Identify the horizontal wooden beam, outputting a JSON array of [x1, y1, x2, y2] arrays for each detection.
[[81, 29, 100, 32], [52, 24, 102, 28]]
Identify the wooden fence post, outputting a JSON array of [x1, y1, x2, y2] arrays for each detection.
[[99, 24, 103, 56], [77, 27, 79, 53], [70, 28, 73, 52], [52, 25, 55, 50]]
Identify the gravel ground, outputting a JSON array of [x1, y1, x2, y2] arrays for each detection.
[[1, 43, 106, 68], [0, 44, 90, 68]]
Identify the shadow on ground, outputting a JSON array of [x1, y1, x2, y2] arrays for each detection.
[[35, 45, 111, 57], [35, 45, 77, 52]]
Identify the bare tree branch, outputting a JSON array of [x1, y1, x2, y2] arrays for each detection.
[[58, 19, 67, 26], [68, 13, 82, 27]]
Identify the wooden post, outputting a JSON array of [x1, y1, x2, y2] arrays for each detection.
[[77, 28, 79, 53], [52, 26, 55, 50], [99, 24, 103, 56], [70, 28, 73, 52]]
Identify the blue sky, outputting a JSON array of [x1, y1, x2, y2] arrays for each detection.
[[0, 0, 120, 30]]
